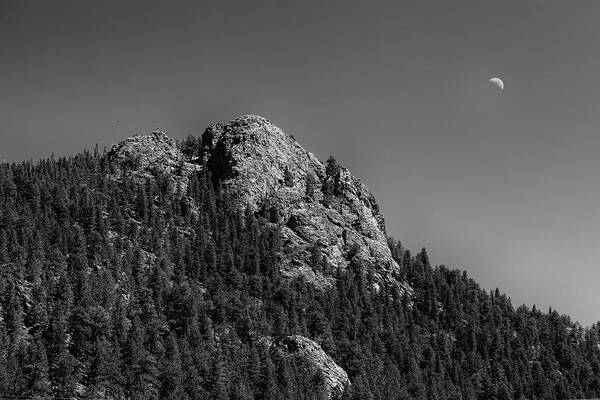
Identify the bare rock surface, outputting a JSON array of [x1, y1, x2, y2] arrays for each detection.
[[202, 115, 411, 295], [107, 116, 411, 295], [107, 131, 200, 194], [283, 335, 349, 398]]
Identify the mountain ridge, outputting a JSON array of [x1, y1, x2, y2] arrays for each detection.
[[109, 115, 412, 296], [0, 115, 599, 399]]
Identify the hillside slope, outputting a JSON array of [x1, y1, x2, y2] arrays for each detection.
[[0, 116, 598, 399]]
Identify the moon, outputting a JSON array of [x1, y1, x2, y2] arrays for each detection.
[[489, 77, 504, 90]]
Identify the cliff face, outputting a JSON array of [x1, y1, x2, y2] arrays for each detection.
[[201, 115, 411, 295], [107, 115, 411, 295]]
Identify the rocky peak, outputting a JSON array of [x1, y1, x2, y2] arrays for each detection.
[[107, 130, 200, 193], [201, 115, 411, 295], [201, 115, 323, 207], [108, 116, 411, 295]]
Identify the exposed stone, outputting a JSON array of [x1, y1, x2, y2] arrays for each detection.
[[107, 116, 412, 296], [201, 115, 412, 295], [107, 131, 200, 194], [283, 335, 349, 399]]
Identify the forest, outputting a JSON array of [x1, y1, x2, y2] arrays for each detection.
[[0, 140, 599, 399]]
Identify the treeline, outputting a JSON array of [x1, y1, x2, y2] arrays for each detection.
[[0, 144, 598, 399]]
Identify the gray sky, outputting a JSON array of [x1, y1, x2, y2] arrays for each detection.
[[1, 0, 599, 325]]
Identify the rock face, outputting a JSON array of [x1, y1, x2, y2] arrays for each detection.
[[283, 335, 349, 398], [202, 115, 411, 294], [107, 131, 200, 194], [108, 116, 411, 295], [106, 116, 410, 398]]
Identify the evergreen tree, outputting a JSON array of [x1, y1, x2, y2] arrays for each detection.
[[284, 167, 295, 187]]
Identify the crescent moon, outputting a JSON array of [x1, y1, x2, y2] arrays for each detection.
[[489, 77, 504, 90]]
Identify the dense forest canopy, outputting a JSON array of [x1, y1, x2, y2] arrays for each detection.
[[0, 137, 599, 400]]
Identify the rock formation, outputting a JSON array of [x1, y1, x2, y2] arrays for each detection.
[[107, 131, 201, 194], [201, 115, 411, 294], [282, 335, 349, 398], [108, 115, 411, 295], [102, 115, 415, 399]]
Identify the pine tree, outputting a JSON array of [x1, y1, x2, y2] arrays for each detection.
[[209, 350, 229, 400], [125, 317, 159, 400], [284, 167, 295, 187], [305, 172, 318, 200], [257, 345, 280, 400], [159, 333, 185, 400]]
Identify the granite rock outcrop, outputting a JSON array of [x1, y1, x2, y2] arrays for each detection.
[[108, 116, 411, 295], [201, 115, 411, 294], [107, 131, 200, 194]]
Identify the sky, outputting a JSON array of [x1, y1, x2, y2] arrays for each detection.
[[1, 0, 600, 325]]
